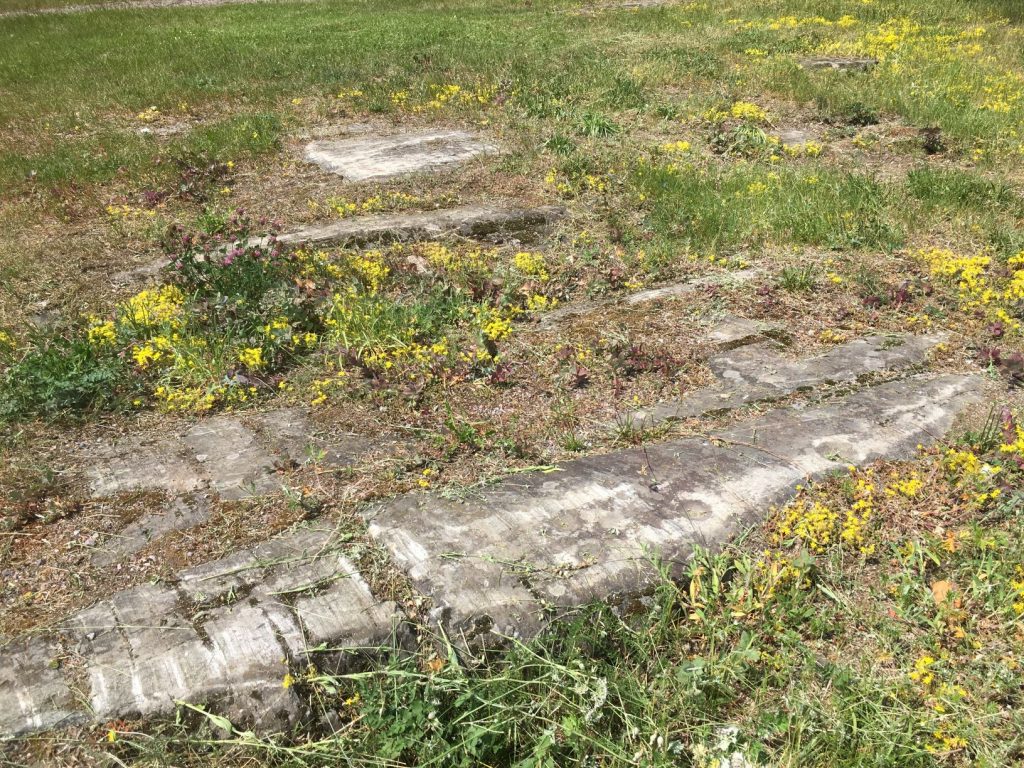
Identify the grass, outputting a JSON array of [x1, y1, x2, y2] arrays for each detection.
[[3, 0, 1024, 764]]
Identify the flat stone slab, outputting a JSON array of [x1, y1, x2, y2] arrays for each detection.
[[84, 408, 367, 501], [800, 56, 877, 72], [0, 522, 406, 738], [276, 204, 565, 249], [368, 372, 983, 645], [539, 269, 759, 329], [630, 332, 943, 425], [90, 493, 212, 567], [304, 129, 499, 181]]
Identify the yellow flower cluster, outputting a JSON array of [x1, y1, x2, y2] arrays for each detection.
[[120, 285, 184, 329], [106, 204, 157, 219], [840, 473, 876, 555], [131, 336, 173, 368], [512, 251, 550, 282], [729, 101, 769, 122], [781, 141, 823, 157], [327, 191, 420, 218], [909, 654, 937, 687], [421, 242, 495, 274], [731, 14, 857, 31], [86, 318, 117, 346], [916, 249, 1024, 333], [310, 371, 347, 407], [475, 306, 516, 342], [660, 140, 691, 153], [347, 250, 390, 293], [415, 83, 495, 112], [774, 499, 838, 553], [886, 473, 923, 498], [238, 347, 264, 369]]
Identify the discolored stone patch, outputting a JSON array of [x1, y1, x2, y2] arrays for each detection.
[[304, 129, 499, 181]]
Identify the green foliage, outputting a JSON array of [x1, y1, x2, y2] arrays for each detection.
[[0, 330, 127, 421]]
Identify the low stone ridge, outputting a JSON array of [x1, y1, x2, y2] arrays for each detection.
[[304, 129, 498, 181], [538, 269, 759, 329], [84, 407, 366, 501], [275, 204, 566, 249], [629, 332, 943, 425], [800, 56, 878, 71], [0, 522, 407, 738], [368, 373, 982, 646]]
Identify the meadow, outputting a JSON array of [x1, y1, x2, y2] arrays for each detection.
[[2, 0, 1024, 765]]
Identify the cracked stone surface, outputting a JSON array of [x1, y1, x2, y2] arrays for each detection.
[[84, 408, 367, 501], [629, 332, 944, 425], [273, 204, 566, 249], [304, 129, 498, 181], [800, 55, 878, 71], [368, 373, 983, 646], [0, 522, 406, 738]]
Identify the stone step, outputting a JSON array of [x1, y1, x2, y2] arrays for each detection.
[[627, 332, 945, 425], [537, 269, 759, 330], [83, 407, 365, 502], [1, 369, 983, 737], [800, 56, 878, 72], [274, 203, 566, 249], [304, 129, 499, 182], [368, 373, 982, 646], [1, 522, 407, 737]]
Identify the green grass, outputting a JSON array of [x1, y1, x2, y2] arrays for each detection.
[[4, 0, 1024, 764]]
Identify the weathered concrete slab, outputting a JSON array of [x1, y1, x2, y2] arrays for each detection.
[[91, 493, 212, 567], [184, 416, 280, 499], [539, 270, 759, 329], [704, 314, 782, 347], [275, 204, 566, 249], [0, 637, 85, 737], [304, 130, 498, 181], [368, 373, 983, 646], [87, 438, 204, 498], [800, 56, 877, 72], [630, 333, 942, 425], [0, 523, 406, 737], [84, 408, 367, 501]]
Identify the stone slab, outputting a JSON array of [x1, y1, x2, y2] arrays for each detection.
[[704, 314, 781, 347], [0, 637, 85, 738], [275, 204, 566, 249], [90, 494, 213, 567], [630, 333, 942, 425], [304, 130, 498, 182], [368, 373, 983, 646], [84, 408, 369, 501], [0, 523, 406, 737], [539, 269, 759, 329], [800, 56, 877, 72]]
